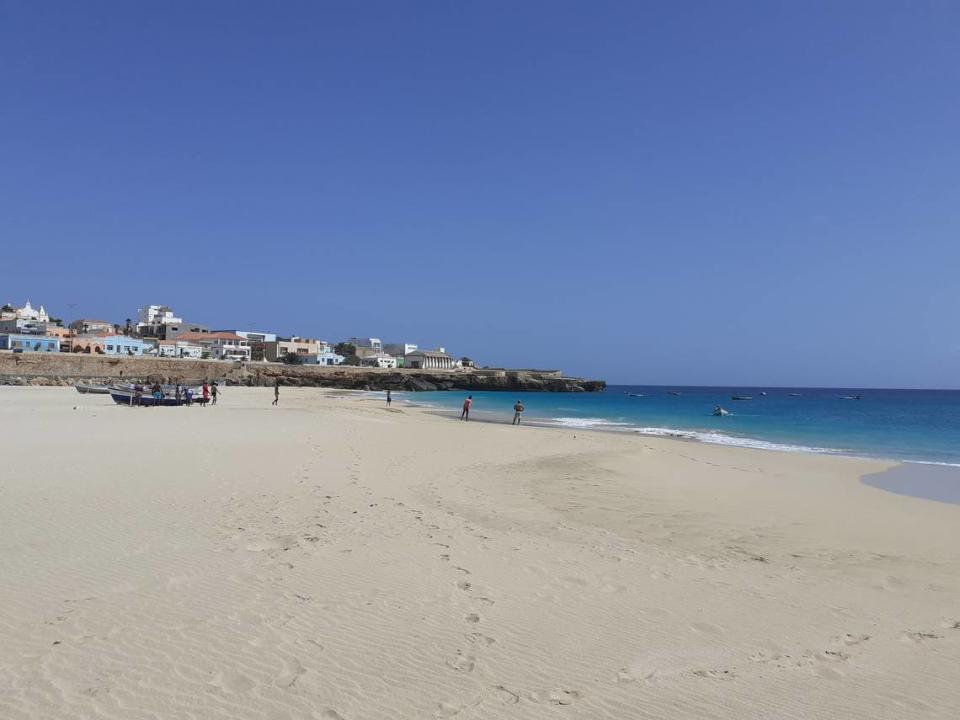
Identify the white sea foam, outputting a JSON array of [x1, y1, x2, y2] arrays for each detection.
[[629, 427, 846, 454], [904, 460, 960, 468], [551, 417, 634, 429]]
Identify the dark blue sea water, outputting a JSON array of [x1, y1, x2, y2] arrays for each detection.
[[405, 386, 960, 465]]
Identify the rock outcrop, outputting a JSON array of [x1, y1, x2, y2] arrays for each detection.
[[0, 354, 605, 393]]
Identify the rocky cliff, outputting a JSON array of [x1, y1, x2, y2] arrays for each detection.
[[0, 354, 606, 393]]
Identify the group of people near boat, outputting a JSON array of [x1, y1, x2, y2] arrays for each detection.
[[131, 381, 219, 406]]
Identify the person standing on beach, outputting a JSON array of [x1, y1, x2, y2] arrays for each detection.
[[512, 400, 524, 425], [211, 382, 219, 405], [386, 389, 392, 407], [201, 382, 209, 407], [272, 378, 280, 406], [461, 395, 472, 421], [175, 384, 182, 406], [151, 382, 163, 407]]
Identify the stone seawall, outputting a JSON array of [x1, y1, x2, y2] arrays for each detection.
[[0, 354, 606, 393]]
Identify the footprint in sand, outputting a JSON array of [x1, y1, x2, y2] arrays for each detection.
[[321, 710, 345, 720], [466, 632, 495, 646], [465, 613, 480, 624], [690, 622, 724, 635], [901, 630, 942, 643], [448, 653, 476, 672], [275, 657, 306, 688], [494, 685, 520, 704], [436, 701, 463, 717]]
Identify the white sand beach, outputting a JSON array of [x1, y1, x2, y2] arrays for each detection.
[[1, 386, 958, 719]]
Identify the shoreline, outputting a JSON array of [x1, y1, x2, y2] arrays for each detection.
[[396, 394, 960, 489]]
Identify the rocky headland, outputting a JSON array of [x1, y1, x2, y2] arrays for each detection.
[[0, 354, 605, 393]]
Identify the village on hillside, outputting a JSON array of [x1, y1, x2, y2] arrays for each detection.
[[0, 301, 473, 371]]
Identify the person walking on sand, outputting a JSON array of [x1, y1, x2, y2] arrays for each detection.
[[386, 389, 392, 407], [461, 395, 472, 421], [201, 382, 209, 407], [175, 383, 182, 406], [272, 378, 280, 406], [512, 399, 524, 425], [211, 382, 219, 405]]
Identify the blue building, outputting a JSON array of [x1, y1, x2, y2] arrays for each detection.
[[0, 334, 60, 352], [102, 335, 145, 356]]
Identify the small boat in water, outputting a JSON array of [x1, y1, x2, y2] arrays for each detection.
[[840, 395, 862, 401], [668, 391, 682, 396], [712, 406, 729, 416], [731, 395, 752, 401], [789, 393, 803, 397], [627, 393, 644, 398], [75, 383, 110, 394]]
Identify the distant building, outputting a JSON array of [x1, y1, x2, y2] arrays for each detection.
[[102, 336, 145, 356], [65, 337, 104, 354], [383, 343, 418, 357], [221, 330, 277, 362], [13, 301, 49, 323], [178, 331, 251, 361], [69, 319, 115, 335], [404, 350, 455, 370], [45, 326, 71, 340], [0, 318, 46, 335], [302, 350, 345, 366], [265, 338, 323, 362], [156, 339, 203, 359], [140, 322, 209, 341], [360, 353, 397, 369], [0, 334, 60, 353], [348, 337, 382, 353], [226, 330, 278, 344], [137, 305, 183, 328]]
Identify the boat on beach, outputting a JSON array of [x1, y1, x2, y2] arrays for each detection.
[[75, 383, 110, 394], [108, 383, 209, 407]]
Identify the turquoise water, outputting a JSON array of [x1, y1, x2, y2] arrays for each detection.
[[404, 386, 960, 465]]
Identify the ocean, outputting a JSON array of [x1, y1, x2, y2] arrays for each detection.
[[402, 385, 960, 466]]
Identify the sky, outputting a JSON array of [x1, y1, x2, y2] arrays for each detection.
[[2, 1, 958, 387]]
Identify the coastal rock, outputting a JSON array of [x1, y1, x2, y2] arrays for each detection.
[[0, 354, 606, 393]]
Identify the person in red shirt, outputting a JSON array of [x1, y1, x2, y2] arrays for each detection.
[[460, 395, 472, 421], [201, 382, 210, 407]]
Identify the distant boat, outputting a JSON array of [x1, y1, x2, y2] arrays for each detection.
[[668, 391, 682, 396], [731, 395, 752, 401], [840, 395, 862, 401], [75, 383, 110, 394], [712, 406, 729, 416], [759, 391, 767, 396], [789, 393, 803, 397], [627, 393, 644, 398]]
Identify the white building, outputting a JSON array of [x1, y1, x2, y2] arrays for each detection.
[[157, 339, 204, 359], [13, 300, 49, 323], [137, 305, 183, 328], [405, 350, 455, 370], [229, 330, 277, 343], [178, 331, 251, 361], [360, 352, 397, 369]]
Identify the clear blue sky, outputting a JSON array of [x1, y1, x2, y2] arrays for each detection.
[[2, 2, 958, 387]]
